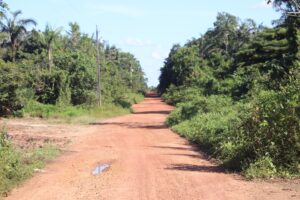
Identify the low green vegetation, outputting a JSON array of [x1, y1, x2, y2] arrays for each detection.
[[159, 10, 300, 178], [22, 101, 130, 123], [0, 129, 60, 197], [21, 92, 144, 123]]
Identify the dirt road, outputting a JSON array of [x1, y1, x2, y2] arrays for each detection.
[[6, 95, 300, 200]]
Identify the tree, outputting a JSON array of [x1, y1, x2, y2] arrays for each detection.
[[38, 24, 62, 71], [213, 12, 239, 54], [268, 0, 300, 17], [0, 0, 8, 18], [0, 10, 36, 61], [67, 22, 81, 49]]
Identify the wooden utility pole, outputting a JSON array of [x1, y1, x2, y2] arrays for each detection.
[[96, 26, 102, 107], [130, 62, 133, 89]]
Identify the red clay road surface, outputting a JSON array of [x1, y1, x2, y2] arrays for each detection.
[[6, 94, 300, 200]]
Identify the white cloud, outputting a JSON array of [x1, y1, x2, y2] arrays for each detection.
[[124, 37, 152, 46], [253, 0, 272, 9], [151, 50, 168, 60], [90, 4, 144, 17]]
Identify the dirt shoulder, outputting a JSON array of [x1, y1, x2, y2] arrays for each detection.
[[0, 118, 95, 149], [4, 96, 300, 200]]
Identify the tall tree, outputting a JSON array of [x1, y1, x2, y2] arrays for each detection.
[[0, 10, 36, 61], [67, 22, 81, 49], [38, 24, 61, 71]]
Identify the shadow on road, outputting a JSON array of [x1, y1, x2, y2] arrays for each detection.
[[151, 145, 226, 174], [90, 122, 167, 129], [150, 145, 195, 151], [133, 110, 171, 115], [165, 164, 224, 173]]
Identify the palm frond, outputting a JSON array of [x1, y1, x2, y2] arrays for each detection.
[[12, 10, 22, 19], [18, 19, 37, 27]]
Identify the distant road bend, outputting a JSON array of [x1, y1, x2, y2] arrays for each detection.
[[6, 93, 300, 200]]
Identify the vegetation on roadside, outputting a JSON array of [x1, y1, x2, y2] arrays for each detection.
[[0, 0, 147, 196], [0, 1, 147, 120], [21, 92, 144, 123], [0, 129, 60, 198], [159, 1, 300, 179]]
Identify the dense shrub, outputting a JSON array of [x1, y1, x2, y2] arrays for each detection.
[[162, 85, 203, 105], [238, 85, 300, 177], [169, 96, 245, 162], [167, 84, 300, 177], [159, 13, 300, 178], [0, 130, 27, 196], [167, 94, 232, 126], [28, 69, 69, 105], [0, 62, 23, 116]]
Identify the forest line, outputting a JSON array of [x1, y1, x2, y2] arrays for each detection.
[[158, 1, 300, 178]]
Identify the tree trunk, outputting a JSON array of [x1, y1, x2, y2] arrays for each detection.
[[48, 45, 53, 72], [11, 41, 16, 62]]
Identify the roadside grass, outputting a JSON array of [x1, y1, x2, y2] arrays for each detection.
[[21, 101, 131, 124], [21, 93, 144, 124], [0, 129, 60, 198], [125, 93, 144, 104]]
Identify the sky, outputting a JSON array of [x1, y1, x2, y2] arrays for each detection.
[[9, 0, 280, 86]]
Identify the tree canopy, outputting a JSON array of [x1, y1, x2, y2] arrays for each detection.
[[0, 1, 147, 116]]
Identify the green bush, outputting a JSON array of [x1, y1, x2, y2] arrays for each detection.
[[0, 62, 23, 116], [162, 85, 203, 105], [172, 102, 242, 155], [126, 92, 144, 104], [22, 100, 131, 123], [245, 156, 277, 179], [237, 86, 300, 176], [0, 129, 27, 196], [167, 82, 300, 177], [29, 69, 69, 105], [167, 95, 233, 126]]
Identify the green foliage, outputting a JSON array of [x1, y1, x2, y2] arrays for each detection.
[[54, 51, 96, 105], [0, 129, 60, 197], [0, 3, 147, 118], [162, 85, 203, 105], [166, 93, 232, 126], [0, 61, 23, 116], [238, 84, 300, 175], [0, 129, 26, 197], [29, 69, 69, 104], [170, 95, 242, 156], [125, 92, 145, 104], [22, 100, 131, 123], [159, 12, 300, 178], [245, 156, 277, 179]]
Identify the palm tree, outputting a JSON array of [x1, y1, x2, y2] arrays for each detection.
[[38, 24, 62, 71], [67, 22, 81, 49], [0, 10, 37, 61]]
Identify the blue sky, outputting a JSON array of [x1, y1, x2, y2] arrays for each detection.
[[9, 0, 280, 86]]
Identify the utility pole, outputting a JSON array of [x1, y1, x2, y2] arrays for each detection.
[[130, 63, 133, 89], [96, 26, 102, 107]]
